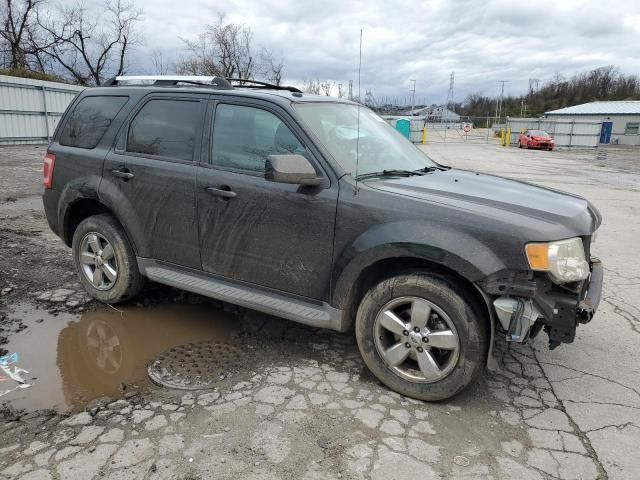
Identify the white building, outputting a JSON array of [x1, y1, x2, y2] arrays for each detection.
[[545, 101, 640, 146]]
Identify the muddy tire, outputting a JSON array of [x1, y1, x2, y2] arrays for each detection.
[[72, 214, 143, 304], [355, 272, 487, 401]]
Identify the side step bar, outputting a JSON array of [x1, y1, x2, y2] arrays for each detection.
[[137, 258, 349, 332]]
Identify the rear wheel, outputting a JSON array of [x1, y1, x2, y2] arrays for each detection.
[[72, 214, 143, 304], [355, 273, 487, 401]]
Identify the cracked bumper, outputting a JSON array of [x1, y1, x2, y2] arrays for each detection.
[[540, 257, 603, 349]]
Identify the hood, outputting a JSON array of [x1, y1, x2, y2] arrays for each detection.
[[532, 135, 553, 141], [366, 169, 601, 236]]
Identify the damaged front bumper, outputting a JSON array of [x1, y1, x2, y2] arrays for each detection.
[[484, 258, 603, 349]]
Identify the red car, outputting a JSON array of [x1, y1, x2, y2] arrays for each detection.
[[518, 129, 555, 150]]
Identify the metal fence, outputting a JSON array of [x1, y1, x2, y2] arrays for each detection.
[[505, 117, 602, 148], [0, 75, 85, 145], [383, 115, 499, 144], [383, 114, 604, 148]]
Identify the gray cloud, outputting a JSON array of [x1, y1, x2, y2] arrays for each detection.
[[134, 0, 640, 103]]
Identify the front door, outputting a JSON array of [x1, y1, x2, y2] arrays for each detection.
[[196, 100, 338, 301], [600, 121, 613, 144], [102, 94, 207, 269]]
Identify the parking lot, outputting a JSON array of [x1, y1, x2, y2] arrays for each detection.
[[0, 142, 638, 480]]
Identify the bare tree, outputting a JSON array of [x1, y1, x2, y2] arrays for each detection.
[[261, 49, 283, 85], [178, 16, 284, 83], [37, 0, 143, 85], [320, 80, 333, 96], [0, 0, 44, 69], [150, 47, 172, 75], [302, 78, 321, 95]]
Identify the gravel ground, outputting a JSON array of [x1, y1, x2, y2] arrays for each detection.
[[0, 142, 638, 479]]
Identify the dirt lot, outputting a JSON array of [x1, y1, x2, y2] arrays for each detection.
[[0, 142, 638, 479]]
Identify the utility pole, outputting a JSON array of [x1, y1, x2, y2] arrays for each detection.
[[348, 80, 353, 101], [496, 80, 508, 123], [410, 79, 416, 115]]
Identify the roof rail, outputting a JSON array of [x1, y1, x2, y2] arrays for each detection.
[[227, 78, 302, 93], [103, 75, 233, 89]]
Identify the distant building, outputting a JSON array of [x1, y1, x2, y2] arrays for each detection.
[[411, 105, 460, 122], [545, 101, 640, 146]]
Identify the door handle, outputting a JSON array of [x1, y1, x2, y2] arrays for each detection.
[[205, 186, 237, 199], [111, 168, 134, 180]]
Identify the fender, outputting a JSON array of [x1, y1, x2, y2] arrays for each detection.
[[331, 220, 506, 309], [58, 175, 102, 243]]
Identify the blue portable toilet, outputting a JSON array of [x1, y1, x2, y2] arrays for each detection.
[[396, 118, 411, 140]]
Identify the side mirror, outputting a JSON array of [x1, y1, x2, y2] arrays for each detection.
[[265, 154, 322, 186]]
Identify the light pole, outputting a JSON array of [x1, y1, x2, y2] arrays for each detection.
[[410, 79, 416, 115]]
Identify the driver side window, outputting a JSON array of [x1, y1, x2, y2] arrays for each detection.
[[211, 104, 306, 173]]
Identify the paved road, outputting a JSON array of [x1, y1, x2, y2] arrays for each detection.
[[0, 143, 638, 479]]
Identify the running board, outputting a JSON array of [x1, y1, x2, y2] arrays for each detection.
[[137, 258, 349, 332]]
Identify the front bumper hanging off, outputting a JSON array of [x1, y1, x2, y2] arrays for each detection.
[[536, 257, 603, 349], [488, 258, 603, 349]]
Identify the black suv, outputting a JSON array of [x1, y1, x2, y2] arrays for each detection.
[[42, 76, 603, 401]]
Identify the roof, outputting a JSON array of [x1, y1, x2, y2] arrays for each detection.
[[88, 85, 357, 108], [545, 101, 640, 116]]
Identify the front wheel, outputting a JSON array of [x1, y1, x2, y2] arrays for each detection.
[[355, 273, 487, 401]]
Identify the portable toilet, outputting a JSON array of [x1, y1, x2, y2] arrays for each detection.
[[395, 118, 411, 140]]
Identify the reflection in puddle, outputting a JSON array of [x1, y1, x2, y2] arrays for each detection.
[[2, 303, 238, 412]]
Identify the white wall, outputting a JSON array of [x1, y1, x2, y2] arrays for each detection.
[[0, 75, 85, 145], [545, 113, 640, 146]]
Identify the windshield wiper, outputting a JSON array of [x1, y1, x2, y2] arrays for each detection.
[[413, 165, 450, 173], [356, 169, 425, 180]]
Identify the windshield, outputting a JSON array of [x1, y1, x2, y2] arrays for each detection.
[[528, 130, 549, 136], [294, 103, 436, 177]]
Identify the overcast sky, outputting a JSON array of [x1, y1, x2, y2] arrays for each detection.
[[136, 0, 640, 104]]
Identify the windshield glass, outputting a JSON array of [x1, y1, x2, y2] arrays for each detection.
[[294, 103, 436, 177], [528, 130, 549, 136]]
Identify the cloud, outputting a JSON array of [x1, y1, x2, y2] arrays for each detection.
[[133, 0, 640, 103]]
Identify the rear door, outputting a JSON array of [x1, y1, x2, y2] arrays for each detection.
[[101, 93, 206, 269], [195, 98, 339, 301]]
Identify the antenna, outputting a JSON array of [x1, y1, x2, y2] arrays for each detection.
[[354, 29, 363, 195]]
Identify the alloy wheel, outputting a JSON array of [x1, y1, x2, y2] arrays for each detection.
[[79, 232, 118, 291], [373, 296, 460, 383]]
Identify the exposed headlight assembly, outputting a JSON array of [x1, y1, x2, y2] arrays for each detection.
[[525, 237, 590, 283]]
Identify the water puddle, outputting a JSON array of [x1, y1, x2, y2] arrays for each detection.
[[1, 303, 239, 412]]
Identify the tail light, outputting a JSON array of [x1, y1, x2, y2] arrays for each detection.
[[43, 152, 56, 189]]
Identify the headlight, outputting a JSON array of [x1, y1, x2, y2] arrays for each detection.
[[525, 237, 590, 283]]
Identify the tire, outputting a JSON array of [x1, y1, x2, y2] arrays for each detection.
[[355, 272, 487, 401], [518, 141, 523, 148], [72, 214, 143, 304]]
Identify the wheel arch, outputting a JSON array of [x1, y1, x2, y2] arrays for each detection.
[[62, 198, 138, 256], [343, 256, 492, 334]]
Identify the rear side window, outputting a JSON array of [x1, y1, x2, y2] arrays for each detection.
[[212, 104, 306, 173], [59, 96, 128, 149], [126, 99, 201, 161]]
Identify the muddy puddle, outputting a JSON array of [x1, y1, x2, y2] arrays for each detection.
[[1, 303, 239, 412]]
